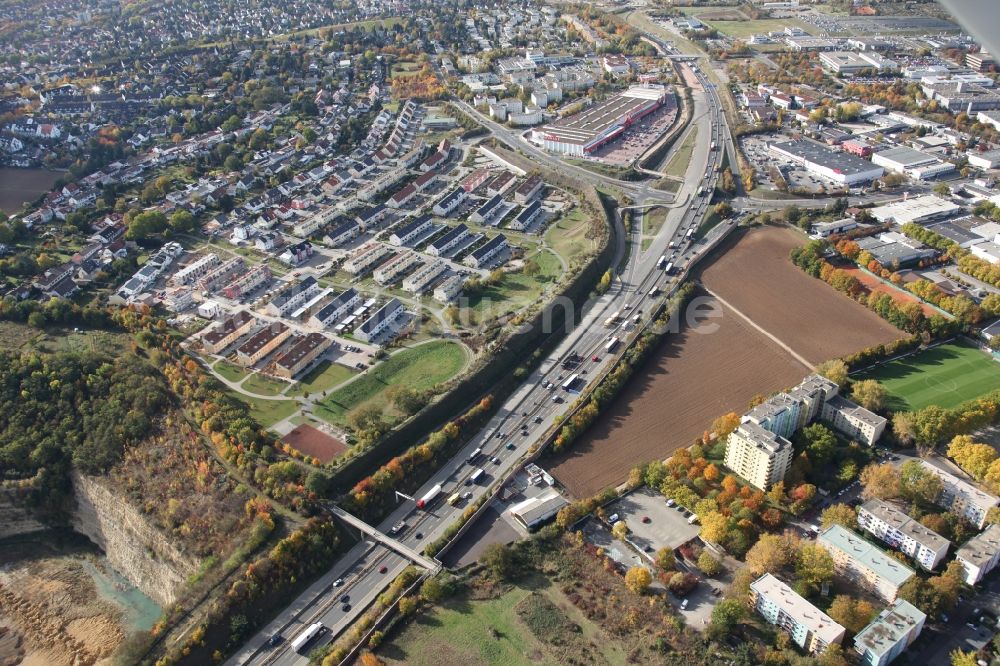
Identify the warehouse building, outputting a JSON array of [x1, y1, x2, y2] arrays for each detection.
[[509, 489, 569, 530], [769, 139, 884, 185], [871, 146, 955, 180], [529, 85, 671, 157]]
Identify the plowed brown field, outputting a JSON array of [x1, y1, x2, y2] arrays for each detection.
[[548, 226, 906, 497], [548, 291, 808, 497], [698, 226, 903, 364]]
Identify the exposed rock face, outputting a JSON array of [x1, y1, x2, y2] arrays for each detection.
[[71, 471, 198, 607], [0, 491, 46, 540]]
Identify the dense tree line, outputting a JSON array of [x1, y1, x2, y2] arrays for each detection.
[[0, 351, 172, 509], [902, 222, 1000, 290], [790, 240, 961, 338]]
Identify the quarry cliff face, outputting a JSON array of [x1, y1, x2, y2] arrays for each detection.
[[0, 490, 47, 540], [71, 471, 198, 608]]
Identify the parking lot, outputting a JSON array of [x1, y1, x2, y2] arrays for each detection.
[[604, 487, 701, 553]]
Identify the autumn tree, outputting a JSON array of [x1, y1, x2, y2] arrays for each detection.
[[796, 543, 835, 592], [816, 359, 849, 388], [480, 543, 514, 580], [860, 463, 901, 500], [951, 650, 978, 666], [899, 459, 943, 506], [820, 503, 857, 531], [709, 598, 746, 636], [948, 434, 998, 481], [656, 546, 676, 571], [851, 379, 888, 412], [699, 511, 728, 544], [703, 463, 720, 482], [827, 595, 877, 634], [711, 412, 740, 438], [698, 551, 722, 576], [624, 566, 652, 594], [745, 533, 798, 577], [612, 519, 629, 541]]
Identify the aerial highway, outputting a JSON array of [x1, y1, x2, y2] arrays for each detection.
[[228, 64, 729, 666]]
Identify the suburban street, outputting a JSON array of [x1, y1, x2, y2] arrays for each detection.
[[229, 59, 731, 666]]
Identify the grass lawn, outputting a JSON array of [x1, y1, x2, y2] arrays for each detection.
[[289, 360, 357, 397], [0, 321, 133, 355], [662, 126, 697, 178], [214, 359, 250, 384], [314, 340, 467, 426], [641, 206, 667, 238], [242, 373, 288, 396], [379, 575, 629, 666], [545, 208, 598, 264], [858, 342, 1000, 412], [238, 395, 298, 428], [466, 251, 561, 324], [564, 159, 645, 181]]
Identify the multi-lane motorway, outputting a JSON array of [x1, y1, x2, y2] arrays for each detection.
[[228, 64, 728, 666]]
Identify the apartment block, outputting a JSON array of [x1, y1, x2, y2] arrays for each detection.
[[343, 243, 395, 276], [266, 276, 320, 317], [818, 525, 915, 602], [198, 257, 246, 293], [750, 573, 845, 655], [743, 392, 802, 439], [356, 299, 405, 344], [723, 421, 793, 491], [309, 288, 360, 329], [235, 322, 291, 366], [201, 311, 257, 354], [955, 524, 1000, 585], [821, 394, 886, 446], [857, 499, 950, 570], [853, 599, 926, 666], [273, 333, 331, 379], [172, 253, 221, 285], [373, 251, 422, 286], [403, 260, 448, 294], [918, 460, 1000, 529], [222, 264, 271, 300]]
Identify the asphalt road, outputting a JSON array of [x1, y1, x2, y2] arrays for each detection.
[[228, 66, 728, 666]]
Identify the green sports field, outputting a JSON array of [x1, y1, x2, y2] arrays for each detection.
[[858, 341, 1000, 412]]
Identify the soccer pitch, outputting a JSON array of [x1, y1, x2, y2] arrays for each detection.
[[859, 341, 1000, 412]]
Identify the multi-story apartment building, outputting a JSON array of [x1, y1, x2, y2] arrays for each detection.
[[853, 599, 926, 666], [172, 253, 221, 285], [918, 460, 1000, 529], [723, 421, 794, 491], [198, 257, 246, 293], [235, 322, 291, 366], [266, 277, 320, 317], [222, 264, 271, 300], [818, 525, 915, 602], [821, 394, 887, 447], [403, 260, 448, 294], [955, 524, 1000, 585], [373, 251, 422, 286], [309, 288, 360, 329], [743, 392, 802, 439], [342, 243, 395, 276], [857, 499, 950, 570], [750, 573, 845, 654], [201, 311, 257, 354], [356, 299, 405, 344], [273, 333, 331, 379]]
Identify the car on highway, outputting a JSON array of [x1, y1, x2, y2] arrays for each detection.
[[505, 442, 515, 450], [461, 491, 473, 500], [490, 456, 501, 464], [591, 355, 600, 362], [379, 565, 388, 574], [333, 578, 344, 587], [267, 634, 283, 647], [342, 603, 351, 612], [340, 594, 349, 603], [389, 521, 406, 535]]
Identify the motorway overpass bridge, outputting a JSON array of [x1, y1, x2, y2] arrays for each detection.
[[327, 505, 441, 573]]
